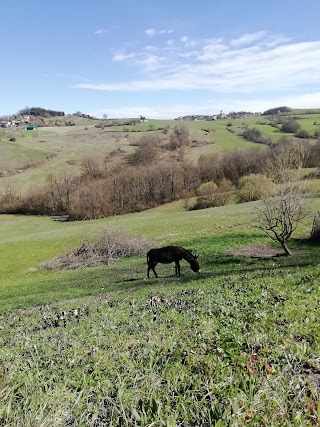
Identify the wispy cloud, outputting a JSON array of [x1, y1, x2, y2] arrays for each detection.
[[91, 91, 320, 119], [76, 31, 320, 101], [145, 28, 173, 37], [230, 31, 267, 47], [94, 28, 109, 35]]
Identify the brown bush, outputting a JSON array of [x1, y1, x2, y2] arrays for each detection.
[[238, 174, 276, 202], [41, 228, 155, 270]]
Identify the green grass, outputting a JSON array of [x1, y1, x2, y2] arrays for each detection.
[[1, 112, 320, 424], [0, 140, 49, 170], [1, 197, 320, 425]]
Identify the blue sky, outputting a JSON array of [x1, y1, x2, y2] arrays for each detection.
[[1, 0, 320, 118]]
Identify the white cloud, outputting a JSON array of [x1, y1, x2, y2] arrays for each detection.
[[91, 91, 320, 119], [181, 36, 188, 43], [76, 31, 320, 112], [112, 52, 138, 62], [94, 28, 109, 35], [230, 31, 267, 47], [145, 28, 173, 37]]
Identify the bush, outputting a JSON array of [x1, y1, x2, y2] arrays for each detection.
[[193, 179, 235, 209], [281, 120, 300, 134], [214, 178, 235, 206], [41, 228, 155, 270], [295, 129, 310, 139], [167, 124, 190, 150], [241, 127, 271, 145], [238, 174, 276, 202]]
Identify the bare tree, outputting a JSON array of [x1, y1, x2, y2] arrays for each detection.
[[267, 140, 309, 183], [256, 183, 309, 255]]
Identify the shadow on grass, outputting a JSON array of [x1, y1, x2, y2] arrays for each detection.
[[125, 233, 320, 284], [3, 233, 319, 312]]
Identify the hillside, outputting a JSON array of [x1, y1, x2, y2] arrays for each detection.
[[1, 106, 320, 425], [1, 109, 320, 196]]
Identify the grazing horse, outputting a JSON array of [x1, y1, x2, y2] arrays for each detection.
[[147, 246, 200, 278]]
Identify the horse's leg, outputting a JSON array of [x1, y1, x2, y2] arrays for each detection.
[[175, 261, 181, 277], [148, 262, 158, 278]]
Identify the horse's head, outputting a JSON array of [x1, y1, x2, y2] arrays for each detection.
[[190, 255, 200, 273]]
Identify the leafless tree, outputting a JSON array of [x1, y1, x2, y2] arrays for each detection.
[[256, 183, 309, 255]]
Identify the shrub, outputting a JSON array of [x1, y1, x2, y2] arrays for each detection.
[[193, 179, 235, 209], [281, 120, 300, 134], [241, 127, 271, 145], [214, 178, 235, 206], [41, 228, 155, 270], [167, 124, 190, 150], [238, 174, 276, 202], [295, 129, 310, 139]]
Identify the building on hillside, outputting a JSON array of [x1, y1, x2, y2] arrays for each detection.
[[0, 120, 16, 127]]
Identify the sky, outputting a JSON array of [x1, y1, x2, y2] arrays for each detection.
[[1, 0, 320, 119]]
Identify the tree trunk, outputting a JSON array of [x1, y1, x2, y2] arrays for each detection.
[[281, 241, 292, 256], [310, 211, 320, 241]]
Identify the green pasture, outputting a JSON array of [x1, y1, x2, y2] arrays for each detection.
[[0, 140, 49, 171], [1, 196, 320, 425], [2, 110, 320, 425]]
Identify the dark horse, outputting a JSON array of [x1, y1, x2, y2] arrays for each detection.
[[147, 246, 200, 278]]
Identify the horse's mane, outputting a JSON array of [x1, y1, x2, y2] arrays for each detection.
[[182, 247, 196, 260]]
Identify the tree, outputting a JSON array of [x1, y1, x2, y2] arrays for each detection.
[[281, 119, 300, 134], [262, 106, 291, 115], [256, 183, 309, 255], [267, 140, 309, 183]]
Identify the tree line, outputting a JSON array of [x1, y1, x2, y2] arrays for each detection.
[[1, 132, 319, 220], [17, 107, 65, 117]]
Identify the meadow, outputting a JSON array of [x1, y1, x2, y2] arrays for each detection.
[[1, 196, 320, 426], [1, 111, 320, 426]]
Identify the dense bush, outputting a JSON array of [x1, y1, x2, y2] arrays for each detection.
[[295, 129, 310, 139], [127, 135, 161, 165], [193, 179, 235, 209], [281, 120, 301, 133], [167, 124, 190, 150], [242, 127, 271, 145], [238, 174, 276, 202]]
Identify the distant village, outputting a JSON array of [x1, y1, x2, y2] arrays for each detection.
[[174, 110, 261, 121], [0, 108, 263, 129], [0, 115, 32, 128]]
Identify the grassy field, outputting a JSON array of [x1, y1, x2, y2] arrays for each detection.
[[1, 196, 320, 425], [1, 109, 320, 425], [1, 110, 320, 195]]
